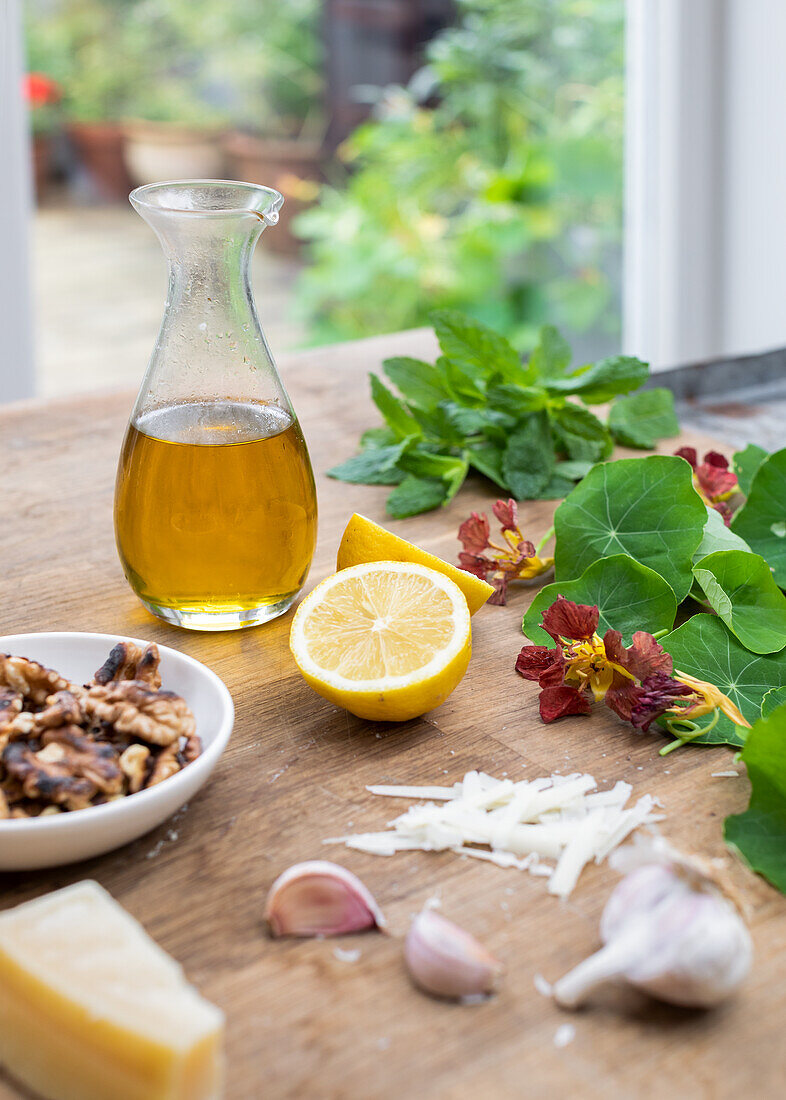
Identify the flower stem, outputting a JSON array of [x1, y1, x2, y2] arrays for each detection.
[[660, 709, 720, 756], [536, 525, 555, 554], [651, 629, 668, 640]]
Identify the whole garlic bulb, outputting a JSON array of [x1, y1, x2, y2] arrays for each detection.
[[553, 841, 752, 1009]]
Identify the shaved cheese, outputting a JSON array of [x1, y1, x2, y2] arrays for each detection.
[[325, 770, 662, 899], [366, 784, 456, 800]]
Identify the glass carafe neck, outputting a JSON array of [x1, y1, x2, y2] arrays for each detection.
[[129, 180, 286, 417]]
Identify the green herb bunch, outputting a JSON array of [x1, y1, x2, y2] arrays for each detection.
[[328, 310, 678, 518]]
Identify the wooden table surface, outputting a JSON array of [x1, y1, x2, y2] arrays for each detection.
[[1, 329, 784, 1100]]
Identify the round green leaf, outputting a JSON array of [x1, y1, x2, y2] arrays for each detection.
[[692, 550, 786, 654], [554, 456, 707, 601], [762, 687, 786, 718], [724, 705, 786, 893], [731, 448, 786, 588], [661, 614, 786, 747], [522, 554, 678, 645], [693, 506, 750, 564]]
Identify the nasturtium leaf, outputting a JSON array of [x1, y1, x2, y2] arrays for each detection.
[[369, 374, 422, 440], [528, 324, 571, 380], [608, 388, 679, 449], [692, 550, 786, 654], [327, 443, 408, 485], [762, 687, 786, 718], [386, 475, 447, 519], [551, 404, 613, 463], [733, 443, 768, 497], [554, 455, 707, 601], [543, 355, 649, 403], [660, 614, 786, 747], [693, 506, 751, 564], [430, 309, 523, 384], [731, 449, 786, 587], [502, 412, 555, 499], [724, 704, 786, 894], [522, 554, 677, 646], [382, 357, 449, 413]]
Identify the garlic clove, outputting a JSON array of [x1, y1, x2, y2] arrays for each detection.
[[264, 860, 386, 938], [553, 842, 752, 1011], [404, 909, 502, 1001]]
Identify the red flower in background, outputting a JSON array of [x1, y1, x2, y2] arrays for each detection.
[[675, 447, 738, 525], [24, 73, 61, 108], [458, 499, 553, 605]]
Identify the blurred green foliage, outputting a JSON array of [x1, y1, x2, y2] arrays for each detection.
[[295, 0, 624, 352], [24, 0, 322, 133]]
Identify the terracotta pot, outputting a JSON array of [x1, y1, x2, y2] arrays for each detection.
[[123, 121, 225, 186], [67, 122, 132, 201], [31, 134, 54, 200], [223, 132, 323, 255]]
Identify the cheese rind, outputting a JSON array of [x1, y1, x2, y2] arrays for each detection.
[[0, 880, 224, 1100]]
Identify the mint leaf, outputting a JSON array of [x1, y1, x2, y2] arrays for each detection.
[[430, 309, 523, 382], [486, 383, 548, 418], [370, 374, 422, 440], [327, 443, 408, 485], [554, 459, 593, 481], [555, 455, 707, 601], [551, 404, 613, 463], [523, 554, 677, 646], [731, 448, 786, 586], [502, 412, 554, 498], [692, 550, 786, 654], [466, 443, 508, 490], [545, 355, 649, 403], [661, 614, 786, 747], [725, 704, 786, 893], [360, 427, 398, 449], [399, 449, 469, 501], [528, 324, 571, 380], [608, 387, 679, 448], [383, 357, 449, 413], [733, 442, 769, 497], [386, 475, 448, 519]]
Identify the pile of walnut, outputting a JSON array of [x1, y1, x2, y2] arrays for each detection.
[[0, 642, 201, 819]]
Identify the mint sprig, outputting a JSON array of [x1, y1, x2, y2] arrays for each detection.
[[328, 311, 676, 517]]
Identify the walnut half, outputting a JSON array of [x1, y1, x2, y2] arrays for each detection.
[[84, 681, 196, 747], [92, 642, 162, 690]]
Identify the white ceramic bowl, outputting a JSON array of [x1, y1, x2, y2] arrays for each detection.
[[0, 632, 234, 870]]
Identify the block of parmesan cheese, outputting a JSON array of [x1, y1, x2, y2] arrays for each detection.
[[0, 880, 224, 1100]]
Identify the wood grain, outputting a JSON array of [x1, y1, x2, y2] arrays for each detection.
[[1, 329, 783, 1100]]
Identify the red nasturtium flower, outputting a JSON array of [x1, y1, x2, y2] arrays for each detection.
[[457, 499, 553, 605], [675, 447, 738, 525], [515, 597, 750, 745], [23, 73, 61, 108]]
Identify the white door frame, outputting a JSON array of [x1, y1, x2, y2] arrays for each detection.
[[0, 0, 35, 401]]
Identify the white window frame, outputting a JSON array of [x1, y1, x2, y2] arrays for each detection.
[[0, 0, 35, 401]]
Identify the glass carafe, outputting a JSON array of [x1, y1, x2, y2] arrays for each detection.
[[115, 180, 317, 631]]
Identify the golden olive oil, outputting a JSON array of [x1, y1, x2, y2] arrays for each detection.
[[115, 399, 317, 626]]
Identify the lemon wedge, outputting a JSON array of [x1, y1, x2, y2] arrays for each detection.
[[290, 561, 471, 721], [336, 513, 494, 615]]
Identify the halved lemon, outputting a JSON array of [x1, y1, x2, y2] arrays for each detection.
[[290, 561, 471, 721], [336, 513, 494, 615]]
